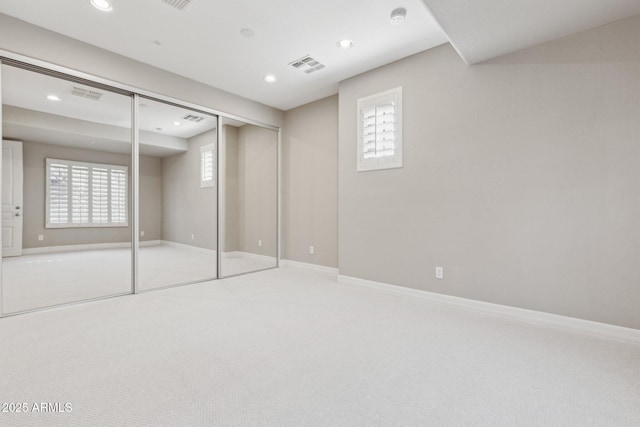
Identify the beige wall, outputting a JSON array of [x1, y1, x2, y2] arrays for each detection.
[[282, 95, 338, 267], [0, 14, 283, 128], [22, 140, 162, 248], [223, 125, 240, 252], [237, 124, 278, 256], [161, 130, 216, 250], [139, 155, 162, 242], [338, 15, 640, 329]]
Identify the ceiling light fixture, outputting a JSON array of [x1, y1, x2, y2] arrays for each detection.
[[173, 121, 181, 126], [390, 7, 407, 24], [46, 95, 61, 102], [90, 0, 113, 12], [264, 74, 277, 83], [337, 39, 353, 49]]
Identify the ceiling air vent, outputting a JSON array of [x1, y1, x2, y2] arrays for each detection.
[[69, 86, 103, 101], [289, 55, 326, 74], [161, 0, 194, 11], [183, 114, 206, 122]]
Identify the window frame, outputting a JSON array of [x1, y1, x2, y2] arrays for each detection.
[[45, 158, 129, 229], [356, 86, 403, 172]]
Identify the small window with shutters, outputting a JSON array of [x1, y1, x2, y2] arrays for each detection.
[[200, 144, 215, 188], [45, 158, 128, 228], [357, 87, 403, 171]]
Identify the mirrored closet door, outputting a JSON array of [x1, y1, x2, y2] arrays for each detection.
[[219, 118, 278, 277], [1, 64, 133, 314], [137, 98, 218, 291], [0, 56, 280, 316]]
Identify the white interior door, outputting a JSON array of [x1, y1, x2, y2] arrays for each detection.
[[2, 140, 24, 257]]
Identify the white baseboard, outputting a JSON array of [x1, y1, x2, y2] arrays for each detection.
[[21, 240, 179, 255], [23, 242, 131, 255], [160, 240, 216, 255], [280, 259, 338, 275], [224, 251, 276, 264], [338, 275, 640, 345]]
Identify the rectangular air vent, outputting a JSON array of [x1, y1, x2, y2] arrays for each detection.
[[289, 55, 326, 74], [183, 114, 206, 122], [69, 86, 103, 101], [161, 0, 194, 11]]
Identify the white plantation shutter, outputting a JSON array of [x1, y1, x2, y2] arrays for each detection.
[[200, 144, 215, 188], [201, 151, 213, 180], [71, 166, 90, 224], [48, 162, 69, 224], [46, 158, 128, 228], [110, 169, 127, 224], [92, 168, 109, 224], [357, 87, 403, 171]]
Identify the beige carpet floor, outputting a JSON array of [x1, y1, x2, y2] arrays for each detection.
[[0, 266, 638, 426]]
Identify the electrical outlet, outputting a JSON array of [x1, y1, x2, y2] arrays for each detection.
[[140, 231, 145, 237], [435, 267, 444, 280], [38, 234, 44, 241], [258, 239, 263, 247], [309, 246, 315, 255]]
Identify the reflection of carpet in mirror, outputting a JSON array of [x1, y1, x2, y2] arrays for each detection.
[[3, 247, 132, 314], [3, 244, 275, 313], [2, 244, 274, 314], [220, 251, 277, 278]]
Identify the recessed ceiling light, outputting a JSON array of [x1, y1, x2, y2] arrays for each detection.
[[264, 74, 277, 83], [390, 7, 407, 24], [173, 121, 181, 126], [240, 28, 254, 38], [337, 39, 353, 49], [46, 94, 61, 102], [90, 0, 113, 12]]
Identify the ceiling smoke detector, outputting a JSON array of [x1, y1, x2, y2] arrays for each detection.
[[161, 0, 195, 11], [240, 28, 255, 38], [390, 7, 407, 24], [289, 55, 326, 74], [69, 86, 103, 101]]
